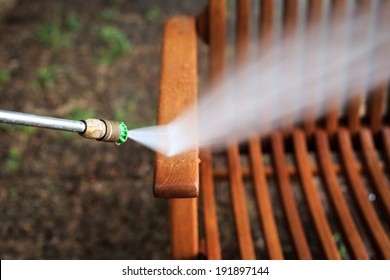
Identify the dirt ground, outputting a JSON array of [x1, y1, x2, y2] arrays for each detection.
[[0, 0, 206, 259]]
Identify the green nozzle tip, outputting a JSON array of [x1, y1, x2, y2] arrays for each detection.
[[117, 122, 128, 144]]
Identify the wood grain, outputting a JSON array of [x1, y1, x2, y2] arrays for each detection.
[[200, 148, 221, 259], [316, 129, 368, 259], [326, 0, 347, 134], [338, 128, 390, 259], [154, 16, 199, 198], [228, 142, 256, 259], [293, 129, 340, 259], [249, 138, 284, 259], [359, 128, 390, 221], [170, 198, 199, 259], [271, 132, 312, 259], [383, 127, 390, 174]]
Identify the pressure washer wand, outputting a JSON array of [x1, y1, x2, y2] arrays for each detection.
[[0, 109, 128, 144]]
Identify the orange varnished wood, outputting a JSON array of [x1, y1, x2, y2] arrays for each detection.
[[316, 129, 368, 259], [367, 1, 389, 133], [154, 17, 199, 198], [338, 128, 390, 259], [293, 129, 340, 259], [231, 0, 255, 260], [326, 0, 347, 134], [228, 143, 256, 259], [383, 127, 390, 174], [271, 132, 312, 259], [359, 128, 390, 220], [252, 0, 283, 260], [282, 0, 299, 134], [249, 138, 284, 259], [304, 0, 322, 135], [283, 0, 299, 36], [347, 0, 371, 134], [199, 0, 227, 260], [236, 0, 250, 63], [170, 198, 198, 259], [368, 84, 386, 133], [200, 148, 221, 259], [209, 0, 226, 83], [162, 0, 390, 261], [212, 162, 369, 179], [259, 0, 274, 48], [156, 16, 199, 260]]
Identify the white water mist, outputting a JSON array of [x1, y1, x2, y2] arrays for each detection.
[[128, 6, 390, 156]]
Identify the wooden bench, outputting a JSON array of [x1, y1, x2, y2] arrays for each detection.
[[155, 0, 390, 260]]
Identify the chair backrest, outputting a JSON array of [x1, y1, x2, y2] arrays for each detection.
[[200, 0, 390, 135], [195, 0, 390, 260], [156, 0, 390, 260]]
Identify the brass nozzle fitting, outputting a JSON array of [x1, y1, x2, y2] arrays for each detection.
[[80, 118, 127, 144]]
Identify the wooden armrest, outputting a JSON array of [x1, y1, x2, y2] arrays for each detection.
[[154, 16, 199, 198]]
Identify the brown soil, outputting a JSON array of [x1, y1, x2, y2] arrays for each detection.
[[0, 0, 206, 259]]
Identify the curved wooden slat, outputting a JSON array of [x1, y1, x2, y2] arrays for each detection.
[[367, 1, 390, 133], [209, 0, 226, 83], [359, 128, 390, 220], [259, 0, 274, 49], [304, 0, 322, 135], [382, 127, 390, 174], [271, 132, 312, 259], [200, 148, 221, 260], [249, 137, 284, 259], [338, 128, 390, 259], [236, 0, 250, 63], [326, 0, 347, 134], [347, 0, 371, 134], [281, 0, 299, 134], [283, 0, 298, 36], [293, 129, 340, 259], [228, 142, 256, 259], [316, 129, 368, 259]]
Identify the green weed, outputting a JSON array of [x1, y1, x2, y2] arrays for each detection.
[[33, 65, 61, 91], [99, 26, 132, 64], [35, 6, 82, 50], [333, 233, 349, 259], [66, 11, 83, 32], [99, 8, 119, 20], [0, 123, 36, 134], [0, 69, 10, 86], [8, 187, 18, 198], [68, 107, 96, 121], [144, 6, 160, 22], [5, 147, 21, 172]]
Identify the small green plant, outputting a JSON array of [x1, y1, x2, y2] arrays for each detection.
[[5, 147, 21, 172], [144, 6, 160, 22], [66, 11, 83, 32], [33, 65, 61, 91], [0, 69, 10, 86], [0, 123, 36, 134], [99, 8, 119, 20], [333, 233, 349, 259], [99, 26, 132, 64], [8, 187, 18, 198], [68, 107, 96, 120], [35, 6, 82, 50]]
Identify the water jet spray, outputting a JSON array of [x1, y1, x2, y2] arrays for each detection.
[[0, 109, 128, 145]]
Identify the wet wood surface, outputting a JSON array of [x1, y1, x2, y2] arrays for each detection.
[[154, 16, 199, 198]]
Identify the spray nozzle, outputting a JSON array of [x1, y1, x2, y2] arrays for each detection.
[[80, 119, 128, 144]]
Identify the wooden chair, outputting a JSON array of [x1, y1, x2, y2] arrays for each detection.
[[155, 0, 390, 260]]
